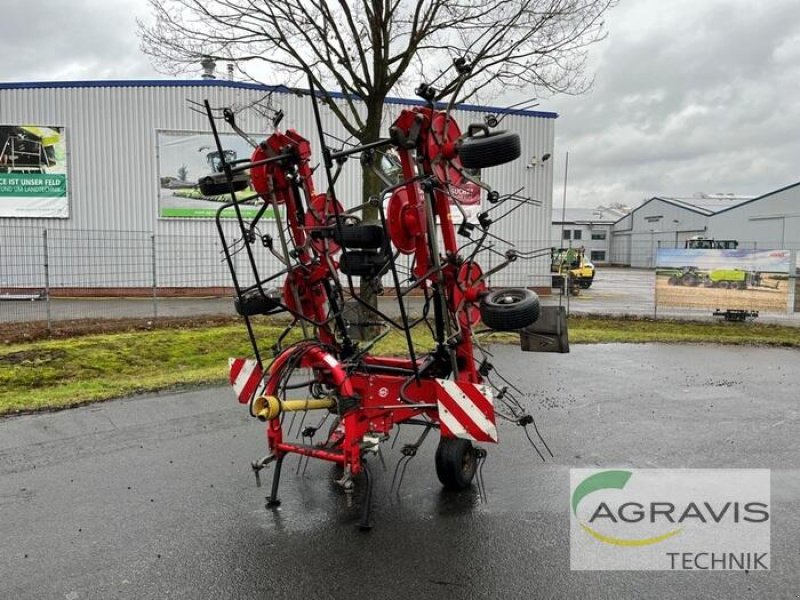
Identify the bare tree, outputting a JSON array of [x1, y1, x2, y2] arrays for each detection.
[[139, 0, 615, 202]]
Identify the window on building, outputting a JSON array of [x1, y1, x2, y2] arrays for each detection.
[[591, 231, 606, 240], [573, 230, 582, 240], [562, 230, 571, 240], [591, 251, 606, 262]]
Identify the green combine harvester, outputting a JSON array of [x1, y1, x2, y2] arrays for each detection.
[[705, 269, 749, 289], [666, 267, 778, 290]]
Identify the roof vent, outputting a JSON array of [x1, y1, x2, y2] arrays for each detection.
[[200, 56, 216, 79]]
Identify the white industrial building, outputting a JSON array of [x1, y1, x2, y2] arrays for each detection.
[[610, 194, 757, 268], [551, 206, 628, 265], [710, 182, 800, 250], [0, 79, 556, 295]]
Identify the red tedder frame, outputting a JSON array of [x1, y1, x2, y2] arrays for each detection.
[[207, 68, 547, 529]]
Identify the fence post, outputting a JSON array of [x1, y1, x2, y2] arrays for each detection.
[[42, 228, 51, 331], [653, 241, 660, 319], [151, 233, 158, 320]]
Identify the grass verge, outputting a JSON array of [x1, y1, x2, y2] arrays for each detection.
[[2, 315, 799, 416]]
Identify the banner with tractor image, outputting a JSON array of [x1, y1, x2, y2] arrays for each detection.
[[656, 249, 791, 313], [0, 125, 68, 218], [157, 130, 275, 219]]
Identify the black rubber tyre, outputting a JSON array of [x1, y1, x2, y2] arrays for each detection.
[[334, 224, 385, 249], [234, 288, 284, 316], [578, 279, 593, 289], [458, 130, 521, 169], [339, 250, 390, 278], [435, 438, 477, 490], [668, 275, 680, 286], [480, 288, 540, 331]]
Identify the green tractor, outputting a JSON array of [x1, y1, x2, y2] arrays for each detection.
[[665, 266, 704, 287]]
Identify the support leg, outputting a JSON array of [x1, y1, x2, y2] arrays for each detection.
[[266, 454, 285, 508], [358, 461, 374, 531]]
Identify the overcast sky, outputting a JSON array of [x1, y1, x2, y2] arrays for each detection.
[[3, 0, 799, 210]]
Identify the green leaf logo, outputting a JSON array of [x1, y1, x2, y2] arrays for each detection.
[[572, 470, 681, 547]]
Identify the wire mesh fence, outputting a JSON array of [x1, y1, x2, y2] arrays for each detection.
[[1, 223, 799, 330]]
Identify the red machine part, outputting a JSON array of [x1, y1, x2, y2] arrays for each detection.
[[448, 261, 486, 327], [235, 107, 505, 494], [304, 193, 343, 254], [249, 133, 299, 203], [427, 112, 464, 183], [259, 344, 442, 475], [283, 265, 329, 323], [248, 143, 272, 200], [386, 184, 426, 254]]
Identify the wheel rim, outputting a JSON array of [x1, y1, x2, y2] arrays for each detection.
[[496, 290, 525, 305]]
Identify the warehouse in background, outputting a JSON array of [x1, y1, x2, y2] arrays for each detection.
[[610, 186, 800, 268], [0, 78, 556, 296], [610, 194, 753, 268], [551, 206, 629, 266]]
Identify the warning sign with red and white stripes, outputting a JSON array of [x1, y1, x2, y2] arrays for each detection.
[[228, 358, 265, 405], [435, 379, 498, 443]]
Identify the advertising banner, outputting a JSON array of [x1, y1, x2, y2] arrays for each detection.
[[157, 130, 275, 220], [0, 125, 68, 218], [655, 249, 790, 312]]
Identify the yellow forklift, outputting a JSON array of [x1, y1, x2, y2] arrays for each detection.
[[551, 247, 595, 294]]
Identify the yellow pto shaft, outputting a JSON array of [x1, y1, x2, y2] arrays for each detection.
[[252, 395, 335, 421]]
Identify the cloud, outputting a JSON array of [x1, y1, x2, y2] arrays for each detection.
[[2, 0, 799, 213], [0, 0, 159, 81], [545, 0, 800, 208]]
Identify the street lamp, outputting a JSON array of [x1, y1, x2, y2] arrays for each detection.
[[560, 151, 569, 247]]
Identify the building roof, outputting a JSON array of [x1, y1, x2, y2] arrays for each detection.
[[712, 181, 800, 216], [0, 79, 559, 119], [651, 194, 754, 216], [553, 207, 625, 224]]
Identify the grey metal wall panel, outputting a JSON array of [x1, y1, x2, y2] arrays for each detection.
[[1, 81, 554, 289]]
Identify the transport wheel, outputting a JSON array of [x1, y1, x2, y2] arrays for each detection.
[[579, 280, 592, 289], [479, 288, 540, 331], [234, 287, 284, 316], [339, 250, 390, 278], [334, 224, 385, 249], [458, 130, 521, 169], [435, 438, 477, 490]]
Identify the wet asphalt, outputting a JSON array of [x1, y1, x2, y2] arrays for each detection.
[[1, 343, 798, 599]]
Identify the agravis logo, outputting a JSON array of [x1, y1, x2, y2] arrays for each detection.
[[570, 469, 771, 571], [572, 470, 682, 546]]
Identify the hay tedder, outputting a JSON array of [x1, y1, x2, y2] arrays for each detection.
[[203, 66, 563, 529]]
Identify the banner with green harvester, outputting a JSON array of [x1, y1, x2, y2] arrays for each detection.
[[656, 249, 791, 313], [0, 125, 68, 218], [157, 130, 277, 220]]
